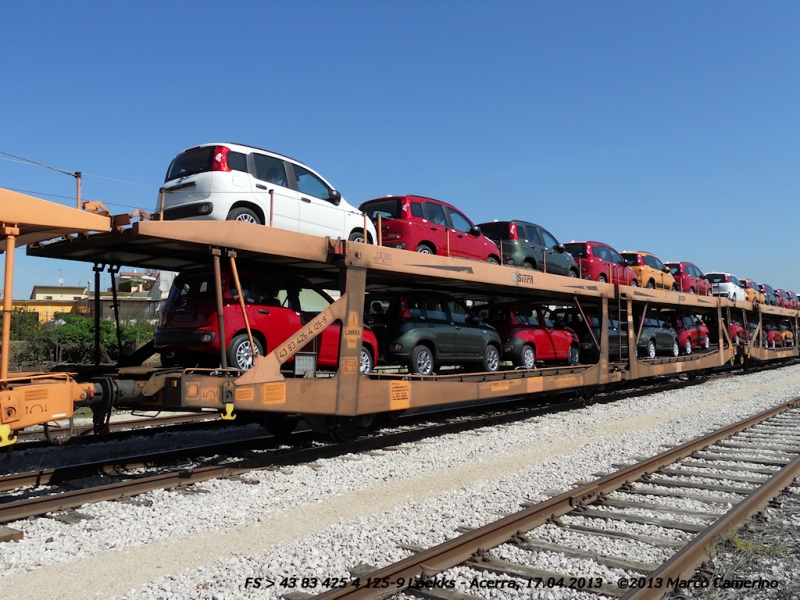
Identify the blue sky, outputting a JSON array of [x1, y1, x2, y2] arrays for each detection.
[[2, 1, 798, 296]]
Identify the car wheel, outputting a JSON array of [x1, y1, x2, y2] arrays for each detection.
[[630, 279, 638, 287], [486, 256, 500, 265], [684, 338, 692, 355], [567, 344, 580, 365], [410, 345, 434, 375], [646, 280, 655, 289], [483, 344, 500, 372], [348, 230, 367, 243], [227, 207, 261, 224], [690, 287, 695, 294], [359, 346, 373, 374], [703, 336, 710, 350], [645, 340, 656, 359], [520, 344, 536, 369], [671, 284, 678, 291], [522, 261, 535, 270], [568, 269, 579, 278], [416, 243, 434, 254], [734, 335, 740, 346], [227, 334, 264, 370], [597, 274, 607, 283], [671, 339, 680, 357]]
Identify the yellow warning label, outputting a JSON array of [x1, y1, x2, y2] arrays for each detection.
[[480, 380, 510, 393], [554, 375, 582, 388], [341, 358, 358, 374], [186, 383, 199, 398], [390, 381, 411, 410], [235, 387, 254, 402], [261, 382, 286, 405]]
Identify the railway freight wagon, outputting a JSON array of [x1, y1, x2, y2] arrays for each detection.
[[7, 189, 795, 443]]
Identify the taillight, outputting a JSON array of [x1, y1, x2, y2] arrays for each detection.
[[637, 255, 644, 266], [212, 146, 232, 172], [586, 245, 592, 257], [399, 296, 411, 318], [401, 202, 409, 215], [508, 222, 519, 240]]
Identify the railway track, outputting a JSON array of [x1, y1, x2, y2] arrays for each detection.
[[0, 375, 712, 526], [299, 398, 800, 600]]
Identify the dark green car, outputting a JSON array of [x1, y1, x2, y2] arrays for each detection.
[[365, 293, 502, 375], [636, 316, 680, 358], [477, 220, 579, 277]]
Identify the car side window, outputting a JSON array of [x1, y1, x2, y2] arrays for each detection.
[[424, 203, 448, 226], [423, 298, 448, 321], [652, 257, 665, 270], [253, 154, 288, 187], [227, 151, 248, 173], [540, 229, 558, 249], [293, 164, 331, 200], [608, 248, 624, 265], [447, 209, 472, 233], [297, 288, 330, 313], [592, 245, 607, 261], [447, 300, 467, 323], [410, 202, 423, 218], [524, 225, 543, 245]]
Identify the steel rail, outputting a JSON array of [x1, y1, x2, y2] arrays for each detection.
[[621, 453, 800, 599], [305, 398, 800, 600], [0, 377, 710, 523]]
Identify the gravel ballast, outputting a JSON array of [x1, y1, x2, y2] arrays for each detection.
[[3, 365, 800, 600]]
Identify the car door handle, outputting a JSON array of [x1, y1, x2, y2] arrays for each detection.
[[301, 197, 311, 203], [256, 184, 267, 190], [457, 233, 464, 238], [430, 226, 439, 231], [258, 309, 270, 314]]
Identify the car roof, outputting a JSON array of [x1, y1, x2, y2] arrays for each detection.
[[361, 195, 458, 210]]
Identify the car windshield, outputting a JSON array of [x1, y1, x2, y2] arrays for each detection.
[[563, 243, 586, 258], [360, 198, 401, 220]]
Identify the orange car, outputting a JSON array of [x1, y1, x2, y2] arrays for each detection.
[[621, 251, 677, 291]]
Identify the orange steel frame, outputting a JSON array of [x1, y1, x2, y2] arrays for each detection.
[[6, 190, 800, 439]]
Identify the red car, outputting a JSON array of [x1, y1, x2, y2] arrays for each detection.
[[359, 195, 501, 263], [729, 319, 749, 346], [763, 322, 784, 348], [672, 313, 710, 354], [776, 289, 796, 310], [665, 262, 712, 295], [562, 241, 638, 285], [477, 303, 580, 367], [155, 269, 379, 373]]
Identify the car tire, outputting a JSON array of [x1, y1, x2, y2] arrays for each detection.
[[703, 336, 710, 350], [360, 346, 373, 374], [630, 279, 638, 287], [483, 344, 500, 372], [486, 256, 500, 265], [567, 344, 580, 365], [671, 284, 678, 291], [348, 230, 367, 244], [522, 261, 535, 270], [227, 334, 264, 370], [227, 207, 261, 224], [519, 344, 536, 369], [409, 345, 434, 375], [671, 339, 680, 357], [645, 340, 656, 359], [416, 243, 434, 254], [646, 280, 655, 289], [684, 338, 692, 355], [735, 335, 740, 346], [568, 269, 579, 278], [690, 287, 695, 294], [597, 275, 607, 284]]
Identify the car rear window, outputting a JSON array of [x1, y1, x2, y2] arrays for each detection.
[[563, 243, 586, 258], [170, 272, 216, 300], [621, 253, 639, 266], [360, 199, 401, 219], [668, 265, 680, 276], [477, 222, 510, 241], [706, 274, 726, 283], [165, 147, 247, 181]]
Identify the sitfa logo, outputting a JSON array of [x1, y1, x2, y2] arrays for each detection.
[[512, 271, 533, 285]]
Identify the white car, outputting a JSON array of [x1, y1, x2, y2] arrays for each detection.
[[706, 272, 747, 302], [157, 143, 376, 243]]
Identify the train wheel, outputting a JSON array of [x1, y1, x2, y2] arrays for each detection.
[[261, 414, 300, 440]]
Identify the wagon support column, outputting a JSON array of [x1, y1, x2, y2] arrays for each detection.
[[1, 225, 19, 382], [334, 266, 367, 416]]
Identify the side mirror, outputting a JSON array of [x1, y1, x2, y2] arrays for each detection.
[[470, 225, 481, 236], [555, 244, 565, 253], [329, 189, 342, 205], [663, 267, 670, 273]]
